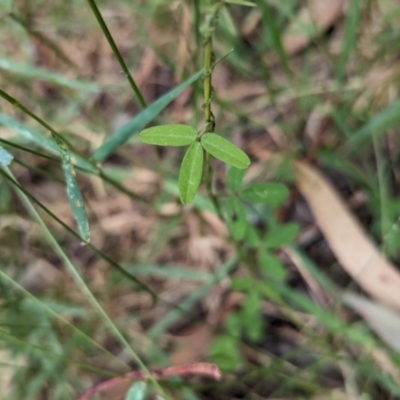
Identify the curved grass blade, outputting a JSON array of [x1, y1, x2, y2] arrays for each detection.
[[179, 141, 204, 204], [0, 113, 96, 173], [240, 182, 289, 205], [0, 146, 13, 166], [201, 133, 250, 169], [140, 124, 197, 146], [348, 99, 400, 147], [0, 58, 100, 92], [255, 0, 292, 77], [335, 0, 361, 81], [92, 70, 203, 162], [53, 136, 90, 242]]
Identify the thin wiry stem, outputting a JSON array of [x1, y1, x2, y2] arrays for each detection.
[[85, 0, 147, 108]]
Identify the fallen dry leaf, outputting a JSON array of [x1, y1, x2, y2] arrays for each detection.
[[282, 0, 345, 55], [294, 160, 400, 311]]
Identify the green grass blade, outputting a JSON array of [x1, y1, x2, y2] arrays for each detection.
[[0, 146, 13, 166], [52, 135, 90, 242], [148, 257, 237, 338], [0, 58, 100, 92], [92, 70, 203, 162], [255, 0, 292, 77], [335, 0, 362, 81], [0, 113, 96, 173], [3, 167, 163, 394], [348, 99, 400, 147], [127, 264, 212, 281], [85, 0, 146, 108]]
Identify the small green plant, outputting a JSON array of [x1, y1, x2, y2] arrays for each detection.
[[140, 124, 250, 204]]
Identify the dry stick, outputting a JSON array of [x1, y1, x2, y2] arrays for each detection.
[[77, 363, 221, 400]]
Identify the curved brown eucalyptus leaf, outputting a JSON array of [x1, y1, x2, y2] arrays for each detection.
[[294, 160, 400, 311]]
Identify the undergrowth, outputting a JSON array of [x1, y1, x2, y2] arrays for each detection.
[[1, 0, 400, 399]]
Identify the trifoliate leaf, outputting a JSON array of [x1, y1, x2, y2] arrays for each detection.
[[140, 124, 197, 146]]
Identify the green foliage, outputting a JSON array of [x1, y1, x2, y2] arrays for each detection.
[[258, 249, 287, 280], [3, 0, 400, 398], [264, 222, 300, 249], [140, 127, 251, 203], [227, 166, 245, 192], [178, 141, 204, 204], [200, 132, 250, 169], [208, 335, 243, 371], [240, 182, 289, 205], [125, 382, 147, 400], [140, 124, 197, 146], [0, 146, 13, 166], [53, 136, 90, 242], [223, 196, 247, 240], [93, 70, 203, 162]]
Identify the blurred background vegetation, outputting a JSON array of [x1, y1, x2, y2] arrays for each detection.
[[2, 0, 400, 399]]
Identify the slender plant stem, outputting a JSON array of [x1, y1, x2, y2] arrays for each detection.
[[85, 0, 147, 108], [0, 88, 80, 155], [202, 2, 223, 218], [203, 37, 214, 131]]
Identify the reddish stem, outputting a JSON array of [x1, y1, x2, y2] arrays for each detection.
[[77, 362, 221, 400]]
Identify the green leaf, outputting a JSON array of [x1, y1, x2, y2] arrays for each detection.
[[264, 223, 300, 249], [227, 166, 245, 192], [201, 133, 250, 169], [0, 113, 96, 173], [92, 69, 203, 162], [223, 197, 247, 240], [241, 291, 263, 342], [258, 250, 286, 280], [0, 58, 100, 92], [53, 136, 90, 242], [335, 0, 362, 81], [243, 223, 260, 248], [140, 124, 197, 146], [0, 146, 13, 166], [209, 335, 242, 371], [240, 182, 289, 205], [125, 382, 147, 400], [179, 142, 203, 204]]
